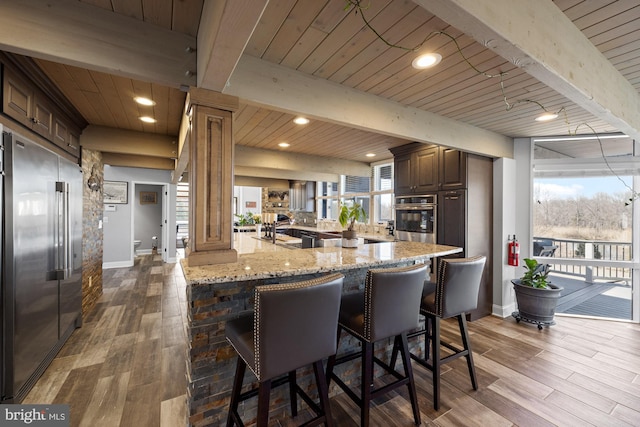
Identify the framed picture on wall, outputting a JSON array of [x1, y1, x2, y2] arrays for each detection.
[[140, 191, 157, 204], [103, 181, 128, 204]]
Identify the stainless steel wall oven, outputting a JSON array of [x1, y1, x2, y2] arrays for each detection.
[[394, 194, 436, 243]]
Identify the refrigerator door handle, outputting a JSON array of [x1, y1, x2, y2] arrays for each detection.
[[54, 181, 70, 280]]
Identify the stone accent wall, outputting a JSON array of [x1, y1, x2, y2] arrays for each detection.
[[81, 149, 103, 318], [186, 261, 423, 426]]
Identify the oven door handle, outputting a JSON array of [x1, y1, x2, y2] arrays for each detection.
[[394, 205, 435, 210]]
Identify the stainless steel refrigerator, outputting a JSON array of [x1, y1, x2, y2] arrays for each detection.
[[1, 126, 83, 403]]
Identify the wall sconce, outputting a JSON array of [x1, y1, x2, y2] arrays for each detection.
[[87, 165, 100, 192]]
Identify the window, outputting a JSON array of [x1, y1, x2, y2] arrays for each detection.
[[317, 181, 340, 220], [315, 161, 394, 224], [372, 163, 394, 222]]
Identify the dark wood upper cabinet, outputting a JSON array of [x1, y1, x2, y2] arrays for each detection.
[[1, 54, 85, 159], [393, 152, 414, 195], [3, 69, 33, 129], [439, 147, 467, 190], [415, 146, 439, 192], [390, 143, 466, 195]]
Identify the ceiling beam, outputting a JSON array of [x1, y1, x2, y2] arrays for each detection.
[[0, 0, 196, 88], [234, 166, 340, 183], [197, 0, 268, 92], [81, 125, 177, 158], [101, 153, 175, 170], [226, 55, 513, 159], [414, 0, 640, 142], [235, 145, 372, 178]]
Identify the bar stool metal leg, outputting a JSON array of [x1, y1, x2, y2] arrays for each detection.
[[458, 314, 478, 390], [227, 356, 246, 427], [361, 342, 373, 427], [289, 370, 298, 417], [431, 315, 441, 411], [312, 360, 335, 427], [257, 380, 272, 426], [398, 332, 420, 424]]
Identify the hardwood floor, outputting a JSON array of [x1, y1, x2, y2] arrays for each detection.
[[23, 254, 188, 427], [24, 255, 640, 427]]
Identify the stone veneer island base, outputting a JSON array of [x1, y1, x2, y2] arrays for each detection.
[[181, 238, 461, 426]]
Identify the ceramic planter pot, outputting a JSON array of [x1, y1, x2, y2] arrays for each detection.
[[342, 230, 358, 248], [342, 230, 357, 240], [511, 279, 563, 326]]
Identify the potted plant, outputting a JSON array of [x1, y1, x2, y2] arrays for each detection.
[[511, 258, 564, 329], [338, 202, 367, 246]]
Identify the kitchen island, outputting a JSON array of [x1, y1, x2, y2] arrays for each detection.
[[181, 233, 461, 426]]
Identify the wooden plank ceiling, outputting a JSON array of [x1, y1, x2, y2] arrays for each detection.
[[29, 0, 640, 164]]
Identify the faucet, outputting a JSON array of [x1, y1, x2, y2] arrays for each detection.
[[385, 221, 395, 236]]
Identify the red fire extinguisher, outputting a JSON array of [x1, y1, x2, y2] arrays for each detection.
[[508, 235, 520, 267]]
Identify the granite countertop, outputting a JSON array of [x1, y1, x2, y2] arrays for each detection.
[[181, 232, 461, 285]]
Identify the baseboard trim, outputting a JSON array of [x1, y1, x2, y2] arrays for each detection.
[[492, 302, 516, 318], [103, 260, 134, 269]]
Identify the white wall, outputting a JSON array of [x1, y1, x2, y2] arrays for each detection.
[[233, 186, 262, 217], [103, 166, 177, 267], [492, 157, 517, 317], [491, 137, 533, 317]]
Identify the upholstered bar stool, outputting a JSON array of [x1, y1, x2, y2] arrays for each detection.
[[326, 263, 427, 427], [410, 256, 486, 410], [225, 273, 344, 427]]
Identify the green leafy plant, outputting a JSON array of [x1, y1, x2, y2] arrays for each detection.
[[235, 212, 260, 226], [519, 258, 551, 289], [338, 202, 367, 231]]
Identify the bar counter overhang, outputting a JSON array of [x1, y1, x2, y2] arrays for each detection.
[[181, 236, 462, 426]]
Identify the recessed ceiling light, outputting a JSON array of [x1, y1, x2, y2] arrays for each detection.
[[365, 153, 376, 157], [535, 112, 559, 122], [412, 53, 442, 69], [139, 116, 157, 123], [293, 116, 309, 125], [134, 96, 156, 106], [278, 142, 290, 148]]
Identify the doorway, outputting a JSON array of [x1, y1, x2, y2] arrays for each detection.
[[532, 133, 639, 322], [133, 183, 165, 258]]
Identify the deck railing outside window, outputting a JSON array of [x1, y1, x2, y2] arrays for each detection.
[[534, 236, 632, 282]]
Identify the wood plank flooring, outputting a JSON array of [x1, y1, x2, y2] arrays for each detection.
[[23, 255, 188, 427], [24, 255, 640, 427]]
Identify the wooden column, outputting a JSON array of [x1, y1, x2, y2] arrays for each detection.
[[185, 88, 238, 266]]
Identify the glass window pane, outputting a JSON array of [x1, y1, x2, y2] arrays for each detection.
[[373, 163, 393, 191], [317, 181, 339, 197], [318, 198, 340, 220], [343, 175, 370, 193], [374, 193, 393, 222]]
